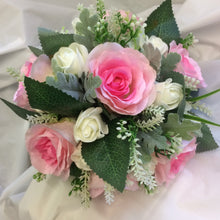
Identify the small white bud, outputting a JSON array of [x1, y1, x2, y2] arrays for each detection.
[[117, 134, 122, 139]]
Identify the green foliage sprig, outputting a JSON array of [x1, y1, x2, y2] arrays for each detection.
[[33, 172, 46, 182]]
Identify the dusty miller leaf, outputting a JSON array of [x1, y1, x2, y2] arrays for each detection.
[[82, 73, 102, 103], [142, 43, 162, 73], [162, 113, 201, 140], [74, 9, 98, 51], [138, 128, 168, 155], [46, 72, 84, 100], [160, 53, 181, 75]]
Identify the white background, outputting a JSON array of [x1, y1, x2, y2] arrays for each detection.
[[0, 0, 220, 219]]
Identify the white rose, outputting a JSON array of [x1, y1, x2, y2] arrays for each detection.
[[146, 35, 168, 55], [71, 143, 91, 171], [154, 78, 183, 110], [74, 107, 109, 143], [53, 42, 88, 77]]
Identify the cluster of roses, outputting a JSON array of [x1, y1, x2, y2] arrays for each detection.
[[12, 7, 206, 199]]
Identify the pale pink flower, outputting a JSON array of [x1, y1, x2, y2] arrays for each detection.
[[25, 120, 76, 180], [105, 10, 132, 20], [13, 54, 37, 110], [30, 54, 53, 82], [154, 137, 197, 185], [20, 54, 37, 77], [13, 54, 53, 110], [89, 173, 139, 199], [169, 41, 207, 88], [13, 82, 31, 110], [88, 42, 156, 115], [125, 174, 139, 191], [89, 173, 105, 198]]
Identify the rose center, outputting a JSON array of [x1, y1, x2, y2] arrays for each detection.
[[36, 137, 57, 166], [104, 69, 131, 97], [57, 48, 75, 68], [81, 118, 98, 139]]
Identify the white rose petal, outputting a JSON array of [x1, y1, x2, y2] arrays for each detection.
[[52, 43, 88, 77], [147, 35, 168, 55], [154, 78, 183, 110], [74, 107, 109, 143], [71, 143, 91, 171]]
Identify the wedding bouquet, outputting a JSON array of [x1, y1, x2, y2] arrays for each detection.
[[2, 0, 219, 207]]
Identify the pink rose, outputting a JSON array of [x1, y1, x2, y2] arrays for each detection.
[[89, 173, 105, 198], [13, 54, 37, 110], [30, 54, 53, 82], [25, 120, 76, 180], [14, 54, 53, 110], [169, 41, 207, 88], [155, 137, 197, 185], [21, 54, 37, 77], [13, 82, 31, 110], [89, 173, 139, 199], [88, 43, 156, 115], [125, 174, 139, 191], [105, 10, 132, 20]]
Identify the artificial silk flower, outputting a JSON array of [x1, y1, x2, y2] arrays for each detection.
[[146, 35, 168, 55], [3, 0, 219, 208], [25, 120, 76, 180], [53, 42, 88, 77], [74, 107, 109, 143], [155, 137, 197, 185], [154, 78, 183, 111], [71, 143, 91, 171], [13, 54, 53, 110], [88, 42, 156, 115], [169, 40, 207, 88], [13, 54, 37, 110]]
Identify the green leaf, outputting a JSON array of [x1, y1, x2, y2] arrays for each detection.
[[38, 27, 74, 56], [70, 162, 82, 178], [159, 70, 184, 86], [162, 113, 201, 140], [28, 46, 44, 56], [96, 0, 106, 18], [138, 128, 168, 155], [81, 119, 131, 192], [82, 73, 102, 103], [46, 72, 84, 101], [74, 9, 98, 51], [7, 67, 21, 81], [180, 33, 195, 49], [160, 53, 181, 75], [24, 77, 92, 117], [187, 88, 220, 102], [0, 98, 39, 120], [196, 123, 219, 153], [177, 97, 186, 121], [145, 0, 180, 45], [184, 114, 220, 127]]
